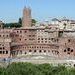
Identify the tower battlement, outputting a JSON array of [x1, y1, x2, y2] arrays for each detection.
[[22, 6, 32, 28]]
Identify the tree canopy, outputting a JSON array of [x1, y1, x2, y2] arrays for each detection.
[[0, 62, 75, 75], [4, 18, 37, 28], [4, 18, 22, 28], [31, 19, 37, 26]]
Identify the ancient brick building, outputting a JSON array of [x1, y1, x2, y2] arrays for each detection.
[[0, 7, 75, 60]]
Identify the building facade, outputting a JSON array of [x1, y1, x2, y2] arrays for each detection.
[[22, 7, 32, 28], [0, 7, 75, 60]]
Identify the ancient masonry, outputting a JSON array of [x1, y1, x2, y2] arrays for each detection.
[[0, 7, 75, 60]]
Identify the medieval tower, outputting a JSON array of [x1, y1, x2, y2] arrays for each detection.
[[22, 7, 32, 28]]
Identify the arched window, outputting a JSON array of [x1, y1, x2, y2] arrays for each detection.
[[68, 39, 71, 43], [39, 50, 42, 53], [25, 52, 27, 54], [34, 50, 36, 52], [0, 51, 2, 54], [64, 49, 66, 52], [29, 50, 32, 52], [71, 49, 73, 52], [3, 51, 5, 54], [6, 51, 8, 54], [44, 50, 46, 53]]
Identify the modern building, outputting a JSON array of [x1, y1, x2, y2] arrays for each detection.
[[51, 17, 75, 30]]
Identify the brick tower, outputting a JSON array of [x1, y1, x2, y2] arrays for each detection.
[[22, 7, 32, 28]]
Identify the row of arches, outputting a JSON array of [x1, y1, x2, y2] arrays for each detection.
[[11, 49, 59, 56]]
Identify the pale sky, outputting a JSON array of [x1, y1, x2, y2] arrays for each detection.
[[0, 0, 75, 23]]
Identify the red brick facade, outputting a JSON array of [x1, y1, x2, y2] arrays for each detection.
[[0, 7, 75, 59]]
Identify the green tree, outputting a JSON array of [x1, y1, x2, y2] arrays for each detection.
[[4, 18, 22, 28], [18, 18, 22, 24], [31, 19, 37, 26], [0, 62, 75, 75]]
